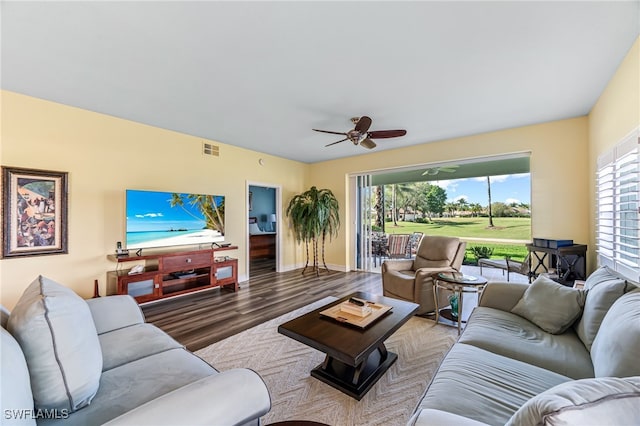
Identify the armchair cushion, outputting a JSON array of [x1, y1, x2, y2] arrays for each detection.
[[7, 276, 102, 412], [414, 236, 461, 270], [382, 270, 417, 301], [511, 275, 585, 334]]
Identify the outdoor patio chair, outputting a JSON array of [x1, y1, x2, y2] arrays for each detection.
[[381, 235, 466, 315], [385, 234, 411, 259], [478, 254, 530, 282]]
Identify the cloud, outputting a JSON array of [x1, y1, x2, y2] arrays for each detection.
[[433, 178, 466, 191], [135, 213, 164, 218], [505, 198, 521, 205]]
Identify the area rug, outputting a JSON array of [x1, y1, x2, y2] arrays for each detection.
[[196, 297, 458, 426]]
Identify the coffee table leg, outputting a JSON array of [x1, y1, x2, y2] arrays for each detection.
[[311, 343, 397, 400]]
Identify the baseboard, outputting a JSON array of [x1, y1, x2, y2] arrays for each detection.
[[278, 262, 347, 273]]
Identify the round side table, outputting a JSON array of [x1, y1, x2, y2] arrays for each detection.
[[434, 272, 488, 334]]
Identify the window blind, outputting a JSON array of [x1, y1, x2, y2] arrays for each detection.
[[596, 127, 640, 281]]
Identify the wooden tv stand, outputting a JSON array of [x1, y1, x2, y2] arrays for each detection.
[[107, 247, 238, 303]]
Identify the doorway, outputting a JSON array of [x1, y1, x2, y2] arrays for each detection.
[[350, 153, 531, 273], [247, 183, 281, 277]]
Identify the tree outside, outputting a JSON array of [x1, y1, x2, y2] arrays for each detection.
[[370, 175, 531, 262]]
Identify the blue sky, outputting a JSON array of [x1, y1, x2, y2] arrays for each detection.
[[433, 173, 530, 205]]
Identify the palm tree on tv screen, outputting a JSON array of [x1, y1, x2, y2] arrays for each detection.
[[169, 193, 225, 235]]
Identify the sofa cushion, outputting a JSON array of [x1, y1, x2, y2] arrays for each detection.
[[511, 275, 585, 334], [575, 274, 627, 350], [416, 343, 570, 425], [99, 323, 183, 371], [584, 265, 626, 288], [506, 376, 640, 426], [7, 276, 102, 411], [37, 348, 217, 426], [1, 305, 10, 329], [590, 290, 640, 377], [459, 307, 593, 379], [1, 327, 36, 426]]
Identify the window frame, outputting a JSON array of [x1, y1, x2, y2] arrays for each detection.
[[596, 127, 640, 281]]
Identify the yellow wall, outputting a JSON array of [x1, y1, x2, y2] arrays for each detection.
[[309, 118, 590, 269], [2, 37, 637, 307], [0, 91, 308, 308], [588, 37, 640, 269]]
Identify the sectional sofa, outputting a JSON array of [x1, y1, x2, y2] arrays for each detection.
[[1, 276, 271, 425], [411, 266, 640, 425]]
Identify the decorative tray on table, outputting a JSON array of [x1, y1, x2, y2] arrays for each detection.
[[319, 298, 392, 329]]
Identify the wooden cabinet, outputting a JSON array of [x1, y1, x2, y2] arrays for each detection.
[[250, 233, 276, 260], [107, 247, 238, 303]]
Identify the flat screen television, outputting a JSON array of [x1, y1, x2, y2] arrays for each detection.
[[125, 189, 225, 250]]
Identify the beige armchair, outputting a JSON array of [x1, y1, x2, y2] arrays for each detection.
[[382, 235, 467, 315]]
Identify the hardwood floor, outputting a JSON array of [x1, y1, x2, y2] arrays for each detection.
[[142, 266, 383, 351]]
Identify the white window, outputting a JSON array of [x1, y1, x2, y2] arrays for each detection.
[[596, 128, 640, 281]]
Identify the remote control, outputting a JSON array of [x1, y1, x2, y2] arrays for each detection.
[[348, 297, 365, 306]]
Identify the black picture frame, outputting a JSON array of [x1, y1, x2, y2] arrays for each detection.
[[2, 166, 68, 258]]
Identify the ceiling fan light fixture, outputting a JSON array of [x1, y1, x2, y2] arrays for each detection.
[[314, 116, 406, 150]]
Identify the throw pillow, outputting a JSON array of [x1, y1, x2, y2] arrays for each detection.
[[511, 275, 585, 334], [7, 276, 103, 412], [506, 376, 640, 426], [590, 289, 640, 377], [584, 265, 625, 289], [575, 277, 627, 350]]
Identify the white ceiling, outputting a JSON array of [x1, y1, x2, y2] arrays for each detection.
[[2, 1, 639, 164]]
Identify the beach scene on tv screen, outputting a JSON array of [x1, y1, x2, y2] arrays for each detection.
[[126, 190, 225, 249]]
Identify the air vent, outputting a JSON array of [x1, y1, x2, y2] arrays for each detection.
[[202, 142, 219, 157]]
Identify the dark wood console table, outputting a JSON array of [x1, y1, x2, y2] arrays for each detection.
[[107, 246, 238, 303], [526, 244, 587, 286]]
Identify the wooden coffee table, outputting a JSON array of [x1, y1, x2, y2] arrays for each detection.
[[277, 292, 418, 400]]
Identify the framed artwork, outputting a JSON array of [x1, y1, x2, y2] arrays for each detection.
[[2, 166, 68, 258], [249, 191, 253, 211]]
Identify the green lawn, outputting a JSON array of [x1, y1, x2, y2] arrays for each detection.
[[381, 217, 531, 262]]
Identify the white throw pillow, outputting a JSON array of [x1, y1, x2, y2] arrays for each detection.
[[506, 376, 640, 426], [7, 276, 102, 412], [511, 275, 585, 334]]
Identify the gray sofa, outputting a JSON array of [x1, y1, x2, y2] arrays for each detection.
[[410, 266, 640, 426], [1, 276, 271, 426]]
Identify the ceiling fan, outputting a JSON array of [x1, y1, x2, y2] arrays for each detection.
[[313, 116, 407, 150], [422, 165, 459, 176]]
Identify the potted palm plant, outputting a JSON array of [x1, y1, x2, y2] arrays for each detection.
[[286, 186, 340, 275]]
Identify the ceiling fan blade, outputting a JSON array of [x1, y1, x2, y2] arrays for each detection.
[[367, 129, 407, 139], [360, 138, 376, 149], [325, 137, 350, 147], [354, 116, 372, 133], [313, 129, 349, 136]]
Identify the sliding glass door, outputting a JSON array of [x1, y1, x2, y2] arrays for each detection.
[[355, 174, 374, 271]]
